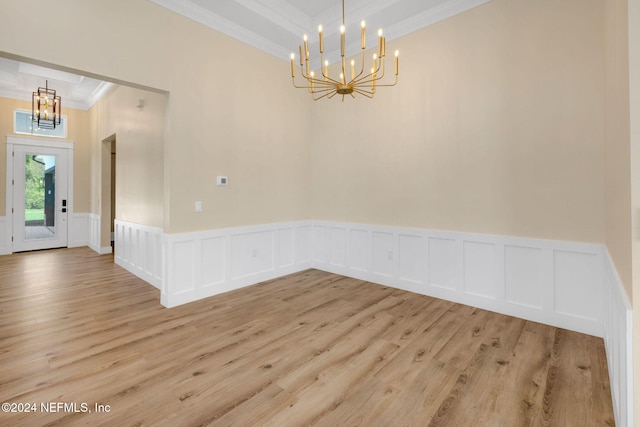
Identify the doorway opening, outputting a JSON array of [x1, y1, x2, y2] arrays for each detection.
[[101, 134, 116, 254], [6, 136, 72, 252]]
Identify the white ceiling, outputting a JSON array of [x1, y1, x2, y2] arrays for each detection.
[[0, 0, 491, 109], [151, 0, 492, 67], [0, 57, 114, 111]]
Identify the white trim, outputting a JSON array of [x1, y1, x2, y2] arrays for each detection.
[[87, 213, 111, 254], [310, 221, 604, 337], [13, 109, 68, 139], [5, 135, 74, 253], [602, 250, 634, 427], [0, 216, 9, 255], [114, 219, 163, 289], [161, 220, 313, 307], [68, 213, 89, 248], [104, 218, 633, 425], [7, 134, 73, 149], [150, 0, 493, 65]]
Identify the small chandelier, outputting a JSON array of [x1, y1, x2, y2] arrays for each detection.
[[32, 80, 61, 129], [290, 0, 399, 101]]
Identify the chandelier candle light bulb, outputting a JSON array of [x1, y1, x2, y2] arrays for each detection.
[[289, 0, 399, 101]]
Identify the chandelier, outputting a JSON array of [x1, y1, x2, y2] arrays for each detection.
[[290, 0, 399, 101], [32, 80, 61, 129]]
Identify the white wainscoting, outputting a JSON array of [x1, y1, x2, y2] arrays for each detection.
[[161, 221, 313, 307], [0, 216, 9, 255], [114, 219, 162, 289], [311, 221, 605, 337], [602, 250, 634, 427], [106, 218, 634, 425], [88, 214, 112, 254], [69, 213, 89, 248]]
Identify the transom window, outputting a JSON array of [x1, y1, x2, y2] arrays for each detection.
[[14, 109, 67, 139]]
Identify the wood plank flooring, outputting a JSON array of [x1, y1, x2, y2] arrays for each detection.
[[0, 247, 614, 426]]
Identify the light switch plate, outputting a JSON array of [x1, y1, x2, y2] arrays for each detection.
[[217, 176, 228, 186]]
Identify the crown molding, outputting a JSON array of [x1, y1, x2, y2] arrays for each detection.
[[150, 0, 494, 63]]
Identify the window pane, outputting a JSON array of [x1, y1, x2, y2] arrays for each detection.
[[24, 154, 57, 240], [14, 110, 67, 138]]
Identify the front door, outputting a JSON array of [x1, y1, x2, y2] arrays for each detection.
[[12, 144, 69, 252]]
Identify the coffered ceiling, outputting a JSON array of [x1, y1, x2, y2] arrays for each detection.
[[0, 56, 114, 111], [151, 0, 492, 66], [0, 0, 491, 109]]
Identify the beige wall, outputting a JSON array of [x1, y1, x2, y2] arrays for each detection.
[[0, 0, 312, 233], [311, 0, 606, 244], [91, 85, 167, 232], [0, 97, 92, 215], [627, 0, 640, 420]]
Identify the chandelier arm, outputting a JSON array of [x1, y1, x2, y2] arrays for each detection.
[[351, 57, 385, 86], [347, 50, 368, 85], [292, 79, 341, 92], [371, 75, 398, 88], [300, 61, 342, 86], [352, 88, 375, 98]]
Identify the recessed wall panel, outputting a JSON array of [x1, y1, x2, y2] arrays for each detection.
[[348, 229, 369, 272], [329, 227, 347, 267], [172, 240, 195, 293], [277, 228, 295, 268], [296, 225, 312, 262], [463, 241, 496, 298], [505, 245, 543, 309], [373, 232, 394, 277], [554, 250, 599, 320], [231, 231, 274, 279], [201, 236, 225, 285], [398, 234, 424, 283], [313, 226, 327, 263], [428, 237, 457, 290]]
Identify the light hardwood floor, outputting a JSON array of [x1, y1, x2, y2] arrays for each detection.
[[0, 247, 614, 426]]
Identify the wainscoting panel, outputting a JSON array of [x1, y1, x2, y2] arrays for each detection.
[[87, 214, 106, 254], [201, 236, 226, 285], [296, 225, 312, 263], [398, 233, 425, 288], [372, 231, 394, 279], [504, 245, 543, 310], [348, 228, 369, 273], [161, 221, 313, 307], [463, 240, 497, 299], [328, 227, 347, 268], [428, 237, 458, 291], [277, 228, 294, 268], [310, 221, 605, 338], [114, 219, 162, 289], [602, 251, 633, 427], [230, 230, 274, 280], [553, 250, 601, 322], [0, 216, 8, 255], [69, 213, 89, 248]]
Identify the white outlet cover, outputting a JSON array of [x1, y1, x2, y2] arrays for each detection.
[[217, 176, 228, 186]]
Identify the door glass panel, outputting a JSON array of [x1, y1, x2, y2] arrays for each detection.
[[24, 154, 56, 241]]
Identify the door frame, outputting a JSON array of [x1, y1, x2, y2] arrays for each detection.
[[6, 135, 74, 253]]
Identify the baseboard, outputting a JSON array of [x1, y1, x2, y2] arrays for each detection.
[[602, 250, 634, 427]]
